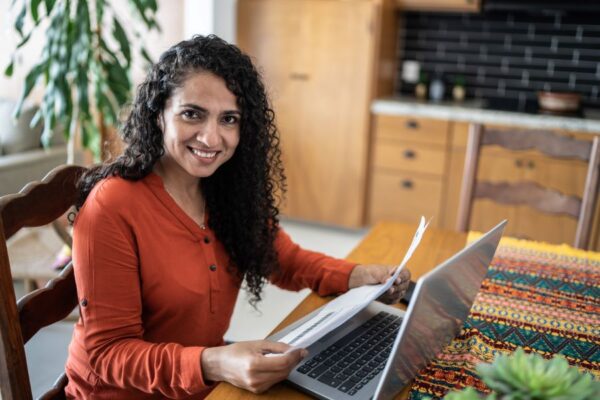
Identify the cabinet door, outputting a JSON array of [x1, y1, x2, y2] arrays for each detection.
[[238, 0, 377, 227]]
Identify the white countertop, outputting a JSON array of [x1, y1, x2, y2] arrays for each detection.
[[372, 97, 600, 134]]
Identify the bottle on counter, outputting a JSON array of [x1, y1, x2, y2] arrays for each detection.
[[452, 75, 466, 102], [429, 75, 445, 102], [415, 72, 428, 100]]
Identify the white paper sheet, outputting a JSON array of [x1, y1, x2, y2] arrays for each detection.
[[277, 217, 430, 353]]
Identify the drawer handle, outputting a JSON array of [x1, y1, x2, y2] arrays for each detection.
[[400, 179, 413, 189], [515, 159, 523, 168], [289, 72, 309, 80], [527, 160, 535, 169], [405, 120, 419, 129], [403, 149, 416, 159]]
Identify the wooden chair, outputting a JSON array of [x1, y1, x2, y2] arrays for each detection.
[[456, 124, 600, 249], [0, 165, 86, 399]]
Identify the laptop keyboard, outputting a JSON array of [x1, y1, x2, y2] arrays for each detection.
[[296, 311, 402, 396]]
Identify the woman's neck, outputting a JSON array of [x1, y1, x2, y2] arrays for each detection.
[[154, 158, 202, 200]]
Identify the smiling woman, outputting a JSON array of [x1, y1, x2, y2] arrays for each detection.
[[65, 35, 410, 399]]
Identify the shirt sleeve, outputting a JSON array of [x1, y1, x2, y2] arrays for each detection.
[[73, 191, 210, 397], [270, 228, 357, 296]]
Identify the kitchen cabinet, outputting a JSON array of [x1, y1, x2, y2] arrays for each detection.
[[395, 0, 480, 12], [237, 0, 397, 227], [368, 115, 450, 227], [370, 114, 600, 248]]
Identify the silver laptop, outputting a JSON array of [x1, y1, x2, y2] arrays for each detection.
[[268, 220, 506, 400]]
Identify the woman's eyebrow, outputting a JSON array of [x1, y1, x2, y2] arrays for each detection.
[[180, 103, 206, 112], [180, 103, 240, 115]]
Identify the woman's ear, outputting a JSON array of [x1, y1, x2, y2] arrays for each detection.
[[157, 112, 164, 132]]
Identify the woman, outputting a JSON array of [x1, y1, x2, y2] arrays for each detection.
[[65, 35, 410, 399]]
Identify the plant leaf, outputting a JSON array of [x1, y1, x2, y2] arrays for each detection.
[[4, 58, 15, 77], [32, 0, 43, 23], [129, 0, 153, 29], [14, 3, 27, 37], [44, 0, 57, 15], [112, 17, 131, 67], [16, 30, 34, 49], [14, 62, 45, 118], [140, 46, 153, 65]]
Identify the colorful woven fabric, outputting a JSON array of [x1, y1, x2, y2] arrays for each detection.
[[408, 235, 600, 399]]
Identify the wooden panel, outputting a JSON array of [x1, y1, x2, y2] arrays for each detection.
[[395, 0, 480, 12], [515, 206, 578, 245], [374, 141, 446, 176], [521, 154, 588, 196], [375, 115, 449, 146], [441, 122, 469, 229], [369, 171, 442, 226], [471, 200, 519, 237], [238, 0, 379, 227]]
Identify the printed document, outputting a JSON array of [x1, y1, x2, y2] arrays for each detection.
[[278, 217, 430, 352]]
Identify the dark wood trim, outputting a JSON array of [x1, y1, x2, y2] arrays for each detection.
[[456, 123, 483, 231], [0, 166, 84, 240], [483, 129, 593, 161], [0, 165, 85, 399], [0, 219, 32, 399], [575, 136, 600, 248], [17, 263, 78, 343], [474, 181, 581, 218]]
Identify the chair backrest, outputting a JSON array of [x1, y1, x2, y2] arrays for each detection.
[[456, 123, 600, 249], [0, 165, 86, 400]]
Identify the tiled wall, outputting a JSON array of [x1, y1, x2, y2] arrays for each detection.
[[397, 11, 600, 110]]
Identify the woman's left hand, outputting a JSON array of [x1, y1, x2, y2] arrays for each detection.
[[348, 264, 411, 304]]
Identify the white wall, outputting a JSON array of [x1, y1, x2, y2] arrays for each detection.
[[213, 0, 237, 43], [184, 0, 237, 43]]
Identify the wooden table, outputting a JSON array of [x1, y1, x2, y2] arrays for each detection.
[[207, 221, 467, 399]]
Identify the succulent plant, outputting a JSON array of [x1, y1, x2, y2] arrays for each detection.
[[442, 348, 600, 400]]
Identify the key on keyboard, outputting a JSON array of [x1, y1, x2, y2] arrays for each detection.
[[296, 311, 402, 396]]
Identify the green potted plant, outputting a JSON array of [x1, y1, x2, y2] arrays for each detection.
[[444, 348, 600, 400], [4, 0, 161, 161]]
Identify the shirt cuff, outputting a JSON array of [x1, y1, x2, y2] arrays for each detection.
[[317, 260, 358, 296], [179, 346, 211, 394]]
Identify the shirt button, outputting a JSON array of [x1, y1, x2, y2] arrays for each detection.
[[209, 264, 217, 272], [80, 298, 88, 307], [204, 237, 210, 244]]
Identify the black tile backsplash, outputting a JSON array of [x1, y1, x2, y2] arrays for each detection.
[[397, 11, 600, 110]]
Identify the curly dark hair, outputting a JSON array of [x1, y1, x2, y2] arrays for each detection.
[[77, 34, 286, 306]]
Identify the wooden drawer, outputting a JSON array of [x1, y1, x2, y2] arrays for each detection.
[[373, 141, 446, 176], [369, 171, 442, 226], [375, 115, 449, 146]]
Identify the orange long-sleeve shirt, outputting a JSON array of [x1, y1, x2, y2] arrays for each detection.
[[64, 173, 356, 399]]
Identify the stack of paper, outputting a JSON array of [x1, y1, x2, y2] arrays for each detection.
[[278, 217, 430, 352]]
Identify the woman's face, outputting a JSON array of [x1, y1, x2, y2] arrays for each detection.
[[159, 71, 241, 180]]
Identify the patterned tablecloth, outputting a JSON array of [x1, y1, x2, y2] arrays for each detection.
[[408, 235, 600, 399]]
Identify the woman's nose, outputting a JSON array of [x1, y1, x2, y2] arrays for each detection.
[[195, 119, 221, 147]]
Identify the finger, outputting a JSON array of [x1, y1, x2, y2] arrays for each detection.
[[259, 340, 293, 355], [399, 268, 411, 281], [257, 348, 307, 372]]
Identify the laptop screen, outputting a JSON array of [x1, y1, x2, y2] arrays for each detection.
[[373, 221, 506, 400]]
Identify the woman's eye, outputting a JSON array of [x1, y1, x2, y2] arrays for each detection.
[[182, 110, 200, 120], [222, 115, 239, 125]]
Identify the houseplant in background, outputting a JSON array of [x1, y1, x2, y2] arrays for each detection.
[[443, 348, 600, 400], [4, 0, 161, 162]]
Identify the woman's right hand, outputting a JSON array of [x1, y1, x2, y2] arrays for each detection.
[[201, 340, 308, 393]]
